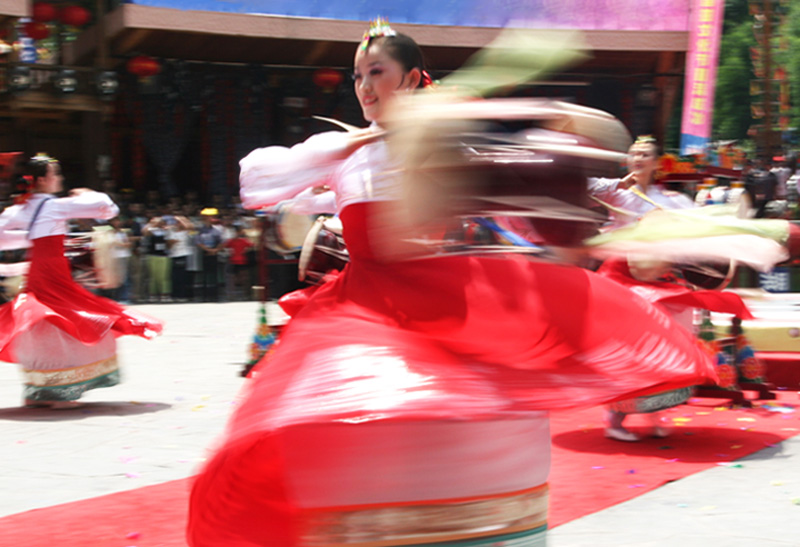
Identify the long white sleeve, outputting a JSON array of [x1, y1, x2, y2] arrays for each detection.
[[284, 188, 338, 215], [239, 131, 349, 210], [587, 177, 622, 200], [0, 204, 31, 250], [49, 191, 119, 221]]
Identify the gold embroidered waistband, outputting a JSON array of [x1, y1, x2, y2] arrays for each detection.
[[299, 483, 548, 546], [23, 355, 119, 387]]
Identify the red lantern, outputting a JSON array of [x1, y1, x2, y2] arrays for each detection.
[[32, 2, 58, 23], [127, 55, 161, 78], [23, 21, 50, 41], [312, 68, 344, 91], [59, 5, 91, 27]]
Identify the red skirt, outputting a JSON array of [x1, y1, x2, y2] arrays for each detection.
[[188, 203, 717, 546], [0, 235, 162, 363]]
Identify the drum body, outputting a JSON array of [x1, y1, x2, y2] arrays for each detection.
[[265, 204, 314, 255], [298, 216, 349, 284]]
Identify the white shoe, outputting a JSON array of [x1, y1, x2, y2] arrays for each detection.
[[652, 425, 672, 438], [605, 426, 640, 442], [649, 412, 671, 438]]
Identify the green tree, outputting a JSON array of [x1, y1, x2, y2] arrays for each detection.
[[712, 0, 753, 142], [786, 0, 800, 137]]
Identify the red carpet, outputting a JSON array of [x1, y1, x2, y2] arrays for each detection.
[[1, 393, 797, 546]]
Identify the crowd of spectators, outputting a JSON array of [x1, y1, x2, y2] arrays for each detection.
[[89, 189, 265, 304]]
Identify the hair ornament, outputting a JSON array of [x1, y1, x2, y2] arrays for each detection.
[[30, 152, 58, 164], [421, 70, 434, 88], [360, 17, 397, 51], [634, 135, 657, 145]]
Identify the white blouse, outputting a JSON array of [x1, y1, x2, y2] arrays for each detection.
[[589, 178, 694, 227], [239, 124, 398, 213], [0, 192, 119, 249]]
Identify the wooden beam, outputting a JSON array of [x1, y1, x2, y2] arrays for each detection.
[[2, 92, 111, 114], [304, 41, 334, 67], [112, 28, 152, 57]]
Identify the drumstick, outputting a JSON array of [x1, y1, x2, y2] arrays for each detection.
[[311, 116, 361, 133]]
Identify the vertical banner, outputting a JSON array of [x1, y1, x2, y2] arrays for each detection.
[[679, 0, 725, 155]]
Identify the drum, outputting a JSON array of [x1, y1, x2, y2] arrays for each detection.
[[384, 98, 628, 249], [64, 230, 114, 291], [298, 216, 349, 284], [264, 203, 314, 255], [676, 259, 736, 291]]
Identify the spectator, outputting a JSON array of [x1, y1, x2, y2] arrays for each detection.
[[196, 211, 223, 302], [126, 203, 148, 303], [109, 216, 133, 303], [168, 215, 195, 302], [142, 216, 172, 302], [224, 226, 254, 300]]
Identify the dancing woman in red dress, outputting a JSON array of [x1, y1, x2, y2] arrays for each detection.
[[188, 21, 717, 546], [0, 155, 162, 408]]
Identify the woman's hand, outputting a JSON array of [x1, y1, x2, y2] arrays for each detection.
[[619, 171, 637, 189]]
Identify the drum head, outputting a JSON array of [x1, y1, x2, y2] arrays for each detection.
[[266, 204, 314, 253]]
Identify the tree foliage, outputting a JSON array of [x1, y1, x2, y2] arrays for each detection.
[[712, 0, 753, 141], [713, 0, 798, 145]]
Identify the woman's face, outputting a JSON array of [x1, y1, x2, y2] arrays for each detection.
[[627, 142, 658, 179], [353, 42, 418, 124], [37, 162, 63, 194]]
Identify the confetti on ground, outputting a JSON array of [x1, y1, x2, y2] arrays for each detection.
[[717, 462, 743, 468], [792, 498, 800, 505], [673, 417, 692, 423], [125, 472, 141, 478], [700, 505, 717, 512], [191, 405, 205, 411], [677, 503, 688, 508], [737, 417, 756, 422], [770, 481, 784, 486], [626, 469, 637, 474], [591, 466, 604, 470], [125, 532, 141, 539], [730, 445, 743, 449], [628, 484, 644, 488]]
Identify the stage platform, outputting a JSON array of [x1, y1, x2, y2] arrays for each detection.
[[714, 289, 800, 390]]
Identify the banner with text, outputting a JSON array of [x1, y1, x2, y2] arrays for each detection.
[[679, 0, 725, 155]]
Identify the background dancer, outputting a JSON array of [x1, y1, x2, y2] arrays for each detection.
[[0, 154, 162, 409], [590, 136, 751, 441]]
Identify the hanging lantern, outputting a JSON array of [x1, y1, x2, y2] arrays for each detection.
[[312, 68, 344, 92], [59, 5, 91, 27], [127, 55, 161, 78], [23, 21, 50, 41], [32, 2, 58, 23]]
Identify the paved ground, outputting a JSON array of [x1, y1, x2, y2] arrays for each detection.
[[1, 301, 799, 546]]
